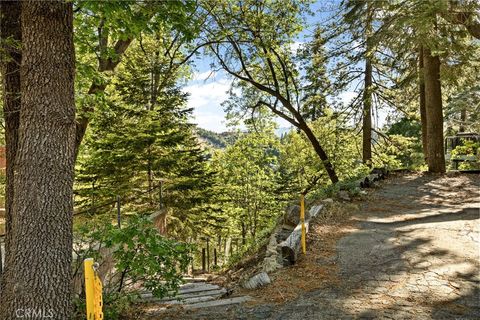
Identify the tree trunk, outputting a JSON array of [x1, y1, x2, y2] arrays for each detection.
[[459, 109, 466, 132], [418, 46, 428, 162], [0, 1, 21, 286], [363, 58, 373, 165], [241, 222, 246, 245], [298, 120, 339, 183], [0, 2, 76, 318], [423, 48, 445, 173], [362, 3, 373, 165]]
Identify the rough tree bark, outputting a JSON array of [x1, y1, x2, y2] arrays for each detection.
[[0, 1, 76, 318], [423, 48, 445, 173], [418, 46, 428, 161]]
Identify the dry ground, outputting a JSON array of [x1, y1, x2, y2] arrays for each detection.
[[149, 172, 480, 320]]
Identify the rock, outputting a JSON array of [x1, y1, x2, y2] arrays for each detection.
[[243, 272, 271, 289], [275, 227, 294, 243], [337, 190, 351, 201], [284, 205, 301, 226], [322, 198, 334, 204], [446, 171, 460, 177], [265, 233, 279, 256], [262, 256, 281, 273]]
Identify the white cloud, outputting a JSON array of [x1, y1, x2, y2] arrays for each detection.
[[339, 91, 357, 106], [185, 70, 303, 133], [184, 78, 232, 132], [191, 70, 218, 81], [289, 41, 304, 54]]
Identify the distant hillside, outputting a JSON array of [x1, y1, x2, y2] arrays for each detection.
[[196, 128, 240, 149]]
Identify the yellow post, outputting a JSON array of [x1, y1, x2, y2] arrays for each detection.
[[84, 258, 95, 320], [93, 270, 104, 319], [300, 194, 306, 254]]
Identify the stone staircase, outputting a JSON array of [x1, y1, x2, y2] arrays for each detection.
[[140, 278, 252, 311]]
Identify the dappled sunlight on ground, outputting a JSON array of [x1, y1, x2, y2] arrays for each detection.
[[147, 172, 480, 319]]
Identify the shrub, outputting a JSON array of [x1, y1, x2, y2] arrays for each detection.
[[72, 215, 192, 319]]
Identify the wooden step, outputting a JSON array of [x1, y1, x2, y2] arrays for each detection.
[[144, 293, 224, 305], [141, 288, 226, 303], [139, 283, 221, 300], [184, 296, 252, 309], [182, 276, 209, 283], [176, 283, 220, 295]]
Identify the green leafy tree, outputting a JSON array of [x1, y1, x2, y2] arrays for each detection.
[[201, 0, 339, 183], [73, 0, 200, 154], [76, 35, 214, 239], [278, 111, 368, 196], [211, 125, 283, 246], [73, 216, 192, 319]]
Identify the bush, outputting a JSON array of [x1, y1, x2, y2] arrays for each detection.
[[72, 215, 192, 319], [450, 141, 480, 170]]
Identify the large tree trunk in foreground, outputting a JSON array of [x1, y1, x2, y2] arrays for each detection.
[[418, 46, 428, 162], [0, 2, 76, 318], [423, 48, 445, 173], [0, 0, 21, 286]]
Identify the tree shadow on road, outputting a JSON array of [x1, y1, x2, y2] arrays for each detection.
[[330, 173, 480, 319]]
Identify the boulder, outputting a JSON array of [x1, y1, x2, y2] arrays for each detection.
[[263, 256, 281, 273], [284, 205, 310, 226], [337, 190, 351, 201], [243, 272, 271, 289]]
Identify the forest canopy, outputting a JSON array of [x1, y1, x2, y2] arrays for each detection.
[[0, 0, 478, 318]]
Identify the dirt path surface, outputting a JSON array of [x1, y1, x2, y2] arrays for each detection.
[[157, 173, 480, 320]]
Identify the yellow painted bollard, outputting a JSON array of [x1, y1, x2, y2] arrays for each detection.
[[84, 258, 95, 320], [301, 194, 306, 254], [84, 258, 103, 320], [93, 269, 104, 320]]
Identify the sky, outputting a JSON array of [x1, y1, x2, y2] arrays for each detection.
[[184, 0, 387, 133]]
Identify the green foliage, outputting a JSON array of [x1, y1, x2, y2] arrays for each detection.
[[72, 216, 192, 320], [450, 140, 480, 170], [445, 84, 480, 133], [75, 34, 215, 239], [196, 128, 240, 150], [369, 117, 425, 169], [278, 111, 369, 196], [374, 134, 424, 169], [224, 223, 273, 268], [386, 117, 422, 138], [298, 26, 331, 121], [208, 125, 284, 245]]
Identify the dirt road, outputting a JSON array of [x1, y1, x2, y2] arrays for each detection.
[[158, 173, 480, 319]]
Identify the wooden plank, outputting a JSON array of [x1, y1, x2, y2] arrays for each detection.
[[176, 283, 220, 294], [182, 276, 208, 283], [144, 292, 224, 305], [139, 284, 222, 301], [183, 296, 253, 309], [140, 287, 227, 301], [160, 288, 226, 302]]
